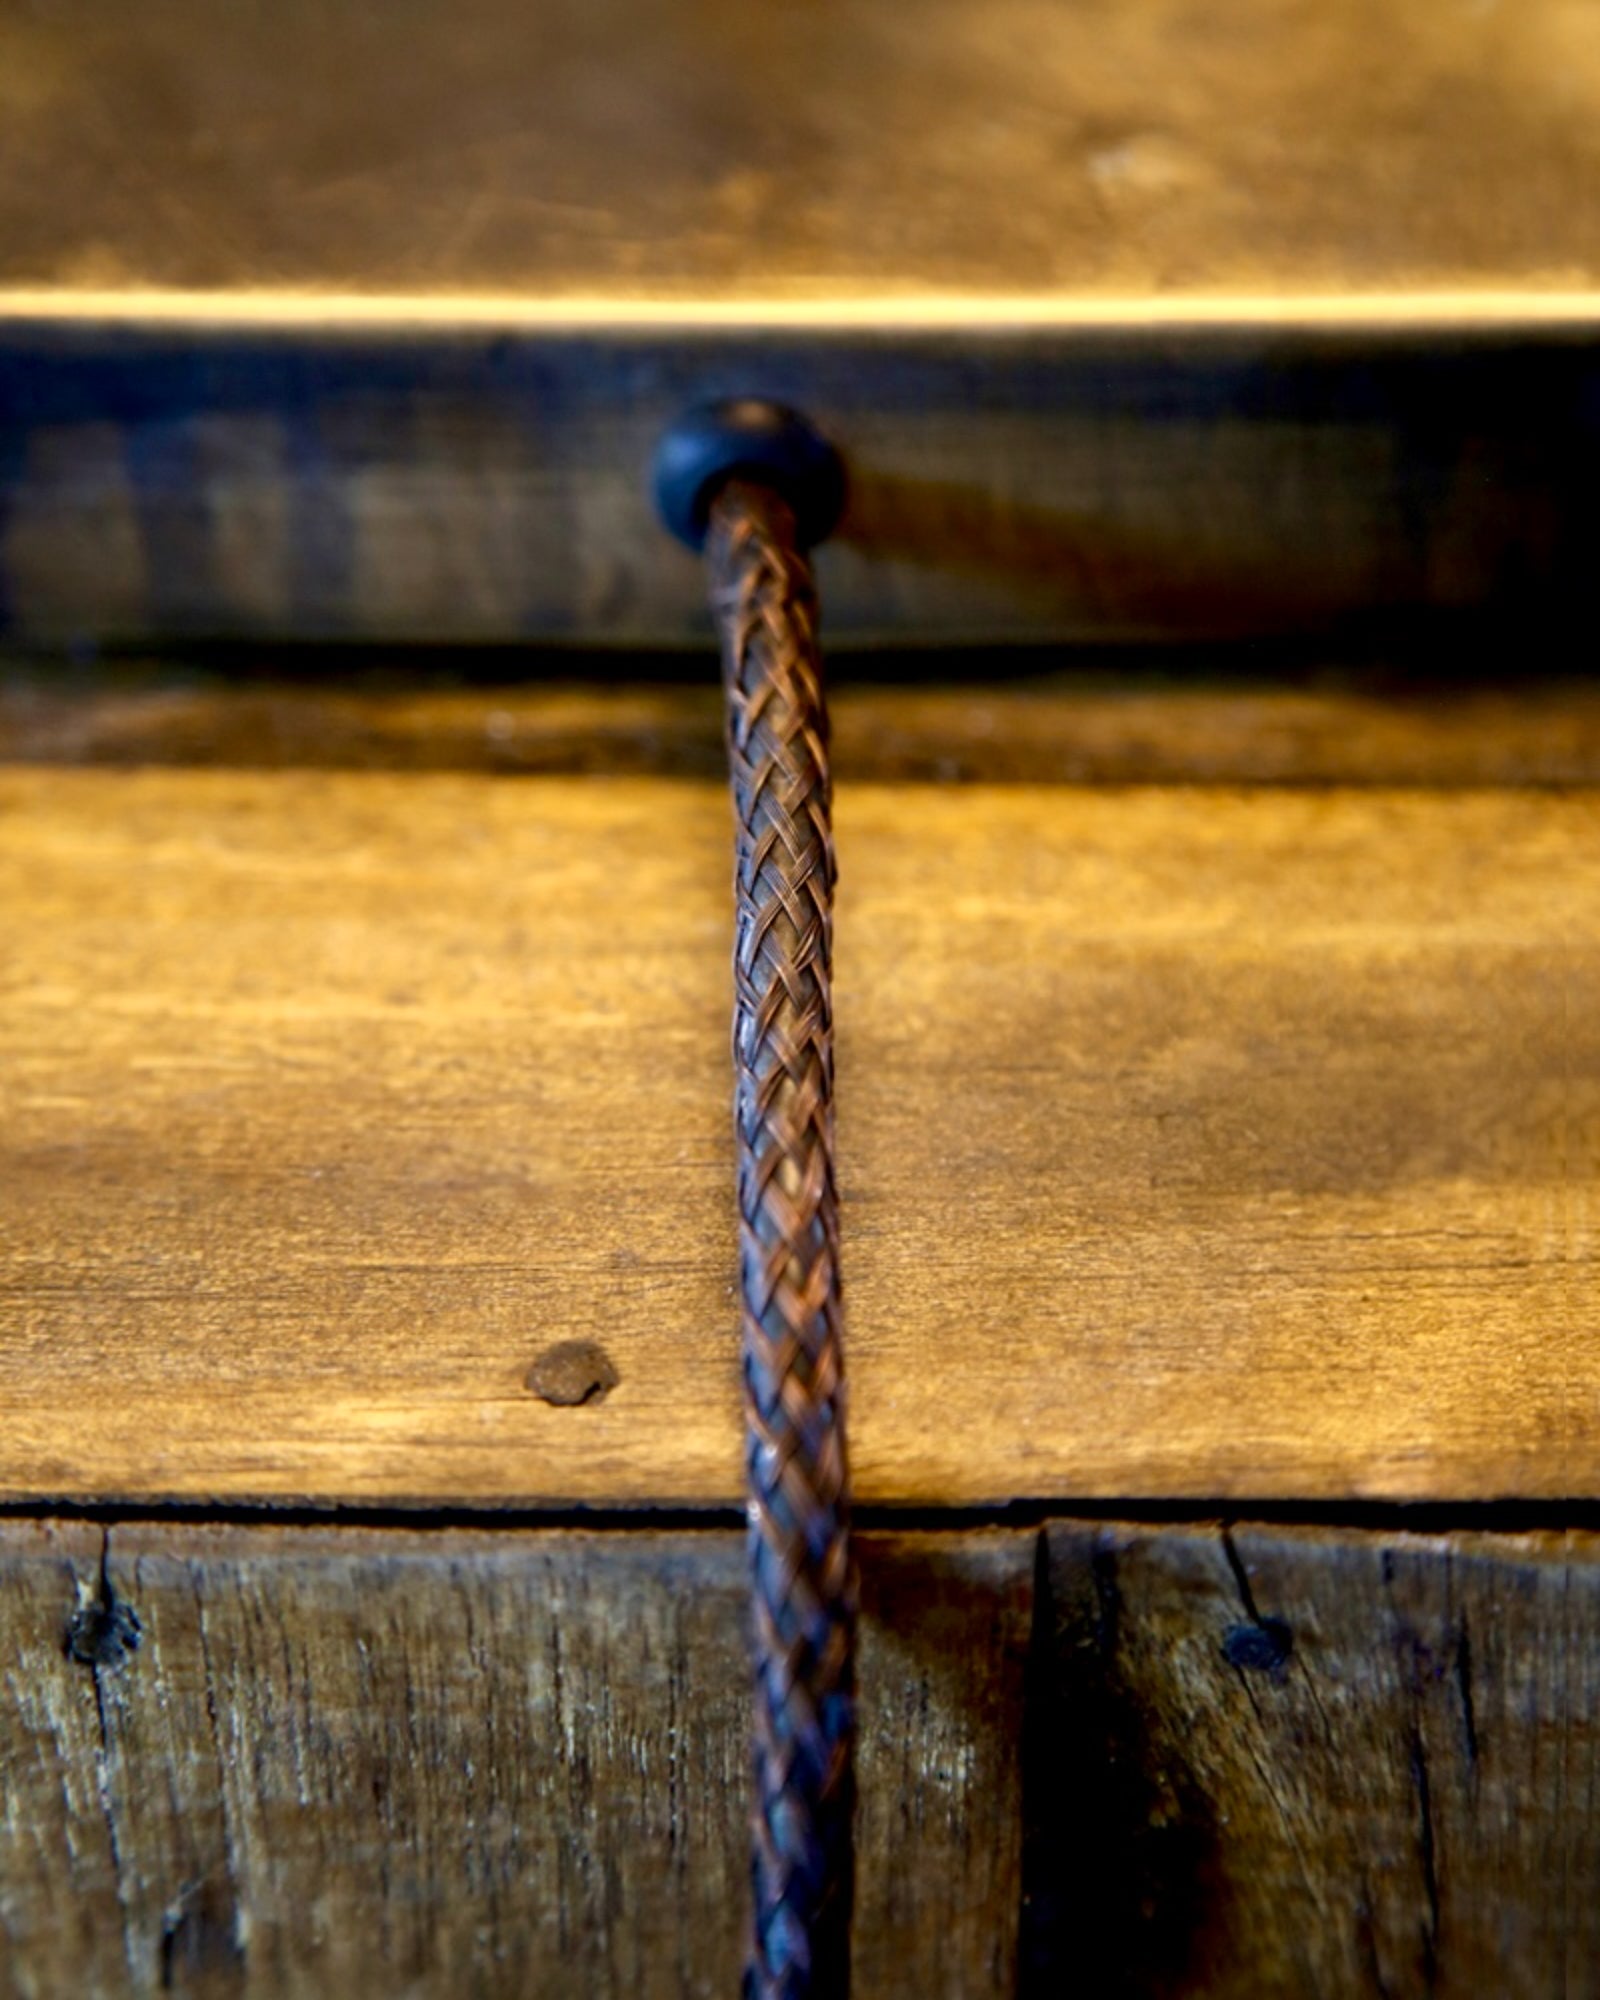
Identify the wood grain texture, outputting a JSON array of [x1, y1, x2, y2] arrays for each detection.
[[0, 1520, 1032, 1999], [0, 1519, 126, 1998], [6, 662, 1600, 789], [7, 0, 1600, 648], [2, 322, 1597, 647], [1, 757, 1594, 1507], [1029, 1521, 1598, 1999], [5, 1517, 1594, 1996], [2, 0, 1599, 297]]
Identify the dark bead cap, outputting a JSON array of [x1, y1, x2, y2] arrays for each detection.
[[652, 399, 846, 552]]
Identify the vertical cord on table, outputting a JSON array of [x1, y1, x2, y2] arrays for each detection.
[[707, 478, 856, 2000]]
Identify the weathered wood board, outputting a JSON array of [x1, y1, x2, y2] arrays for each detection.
[[6, 662, 1600, 790], [3, 1516, 1592, 1996], [2, 681, 1594, 1506], [3, 0, 1598, 299], [2, 320, 1596, 646], [5, 0, 1600, 640], [0, 1519, 1032, 1999], [1029, 1522, 1598, 2000]]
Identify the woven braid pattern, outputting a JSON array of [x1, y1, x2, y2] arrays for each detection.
[[708, 480, 856, 2000]]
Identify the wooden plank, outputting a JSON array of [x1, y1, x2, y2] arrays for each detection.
[[0, 1520, 1032, 1998], [1030, 1521, 1597, 1999], [6, 664, 1600, 790], [1, 318, 1596, 645], [7, 1515, 1595, 1995], [1, 0, 1597, 300], [1, 757, 1593, 1507], [5, 1, 1599, 646], [0, 1519, 128, 2000]]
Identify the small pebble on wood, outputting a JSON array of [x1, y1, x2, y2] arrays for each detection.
[[527, 1341, 620, 1407]]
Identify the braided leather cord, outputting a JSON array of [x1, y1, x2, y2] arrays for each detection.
[[707, 479, 856, 2000]]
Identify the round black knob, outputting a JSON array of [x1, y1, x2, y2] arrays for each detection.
[[652, 399, 846, 553]]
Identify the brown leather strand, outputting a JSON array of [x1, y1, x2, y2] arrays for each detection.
[[707, 480, 856, 2000]]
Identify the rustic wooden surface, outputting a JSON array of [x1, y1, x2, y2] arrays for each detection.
[[2, 320, 1596, 647], [5, 1, 1598, 647], [1029, 1522, 1597, 1999], [2, 0, 1598, 298], [3, 1516, 1591, 1996], [1, 674, 1594, 1507], [0, 1519, 1032, 1999], [6, 660, 1600, 788]]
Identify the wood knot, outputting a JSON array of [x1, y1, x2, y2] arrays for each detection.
[[527, 1340, 620, 1407], [66, 1596, 142, 1669], [1222, 1617, 1293, 1679]]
